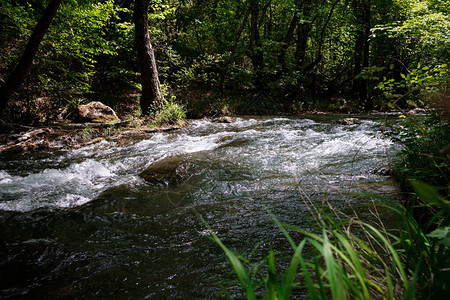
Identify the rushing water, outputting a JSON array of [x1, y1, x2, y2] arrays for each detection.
[[0, 115, 398, 298]]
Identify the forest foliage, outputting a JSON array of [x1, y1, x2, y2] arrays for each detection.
[[0, 0, 449, 121]]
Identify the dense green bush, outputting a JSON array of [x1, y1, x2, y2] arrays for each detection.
[[389, 114, 450, 194]]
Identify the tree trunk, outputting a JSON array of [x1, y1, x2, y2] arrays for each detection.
[[277, 0, 302, 75], [248, 0, 267, 96], [295, 0, 312, 71], [134, 0, 162, 115], [0, 0, 63, 114], [303, 0, 338, 75], [352, 33, 364, 95], [361, 0, 371, 110], [219, 7, 251, 95], [352, 0, 371, 110], [295, 0, 313, 96]]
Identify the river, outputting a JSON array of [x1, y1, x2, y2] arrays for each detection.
[[0, 115, 398, 298]]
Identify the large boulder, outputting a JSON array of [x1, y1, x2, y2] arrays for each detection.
[[77, 101, 119, 123]]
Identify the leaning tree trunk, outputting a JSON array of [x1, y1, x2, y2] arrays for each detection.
[[134, 0, 162, 115], [0, 0, 63, 114]]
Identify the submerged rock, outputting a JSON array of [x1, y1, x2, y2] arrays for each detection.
[[336, 118, 362, 125], [211, 116, 236, 123], [369, 167, 391, 176], [216, 136, 249, 148], [140, 157, 193, 186], [77, 101, 119, 123]]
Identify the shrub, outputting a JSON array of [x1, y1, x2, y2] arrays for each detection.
[[388, 113, 450, 194], [151, 96, 186, 126]]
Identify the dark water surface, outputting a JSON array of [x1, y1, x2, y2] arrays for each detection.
[[0, 115, 398, 298]]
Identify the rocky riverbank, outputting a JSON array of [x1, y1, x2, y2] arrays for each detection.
[[0, 120, 185, 154]]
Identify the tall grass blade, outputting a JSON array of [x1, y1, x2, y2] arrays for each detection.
[[282, 239, 306, 299], [269, 211, 297, 250], [200, 217, 256, 300], [322, 229, 347, 300], [403, 259, 421, 300], [266, 248, 278, 299], [334, 232, 371, 298], [296, 242, 321, 300], [360, 222, 408, 287]]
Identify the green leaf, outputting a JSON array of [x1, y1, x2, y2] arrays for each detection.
[[322, 230, 346, 300], [282, 240, 305, 299], [439, 238, 450, 246], [410, 180, 450, 209], [427, 227, 450, 239]]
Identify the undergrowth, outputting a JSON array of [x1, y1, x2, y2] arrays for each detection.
[[388, 113, 450, 193]]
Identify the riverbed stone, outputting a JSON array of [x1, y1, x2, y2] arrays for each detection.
[[140, 157, 192, 186], [336, 118, 362, 125], [211, 116, 236, 123], [78, 101, 119, 123], [369, 167, 391, 176]]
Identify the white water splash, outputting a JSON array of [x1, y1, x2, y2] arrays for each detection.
[[0, 116, 396, 212], [0, 160, 117, 211]]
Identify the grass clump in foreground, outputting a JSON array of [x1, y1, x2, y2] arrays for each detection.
[[206, 180, 450, 299]]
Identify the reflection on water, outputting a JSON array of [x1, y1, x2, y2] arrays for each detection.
[[0, 115, 398, 298]]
